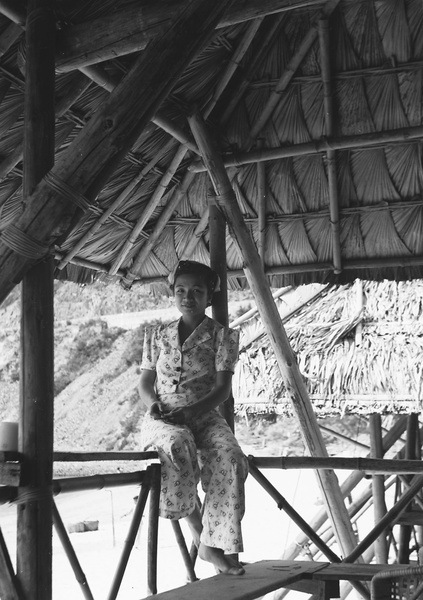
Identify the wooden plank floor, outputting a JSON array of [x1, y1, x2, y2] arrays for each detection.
[[140, 561, 327, 600], [141, 560, 414, 600]]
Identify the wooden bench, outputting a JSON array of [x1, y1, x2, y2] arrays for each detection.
[[140, 560, 411, 600]]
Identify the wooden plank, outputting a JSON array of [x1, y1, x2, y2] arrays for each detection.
[[140, 560, 327, 600]]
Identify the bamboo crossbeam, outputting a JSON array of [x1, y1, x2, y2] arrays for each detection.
[[190, 125, 423, 172], [53, 471, 145, 495], [188, 111, 359, 558], [249, 456, 423, 474], [54, 451, 159, 462]]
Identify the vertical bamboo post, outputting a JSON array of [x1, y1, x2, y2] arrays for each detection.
[[187, 111, 359, 558], [257, 140, 266, 268], [147, 463, 161, 596], [399, 414, 419, 564], [209, 192, 234, 430], [370, 414, 388, 563], [17, 1, 55, 598]]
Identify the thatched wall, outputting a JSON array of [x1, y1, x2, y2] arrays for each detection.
[[233, 280, 423, 415]]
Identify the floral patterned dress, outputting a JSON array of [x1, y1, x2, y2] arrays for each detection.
[[140, 316, 248, 554]]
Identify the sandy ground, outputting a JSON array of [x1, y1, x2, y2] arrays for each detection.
[[0, 469, 330, 600]]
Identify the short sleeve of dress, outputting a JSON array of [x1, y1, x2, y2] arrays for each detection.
[[215, 327, 240, 373], [140, 325, 160, 371]]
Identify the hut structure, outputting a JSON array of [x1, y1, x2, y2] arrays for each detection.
[[1, 0, 423, 598], [234, 279, 423, 416]]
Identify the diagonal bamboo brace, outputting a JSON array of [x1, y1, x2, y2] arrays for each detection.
[[187, 110, 359, 559]]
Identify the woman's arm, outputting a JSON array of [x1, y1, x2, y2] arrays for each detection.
[[163, 371, 233, 424], [139, 369, 164, 419]]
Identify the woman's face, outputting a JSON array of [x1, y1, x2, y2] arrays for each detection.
[[173, 272, 211, 319]]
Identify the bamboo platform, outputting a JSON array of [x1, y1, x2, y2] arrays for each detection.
[[139, 560, 408, 600]]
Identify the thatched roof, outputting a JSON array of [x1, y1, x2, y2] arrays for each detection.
[[233, 279, 423, 415], [1, 1, 423, 301]]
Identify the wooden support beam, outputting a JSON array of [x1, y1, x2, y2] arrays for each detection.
[[187, 110, 359, 558], [399, 414, 419, 564], [16, 1, 55, 598], [0, 0, 237, 304], [256, 141, 266, 268], [53, 1, 320, 71]]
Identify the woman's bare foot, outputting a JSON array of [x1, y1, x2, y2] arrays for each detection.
[[198, 543, 245, 575]]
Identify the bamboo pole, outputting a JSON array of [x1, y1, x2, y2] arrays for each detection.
[[53, 472, 145, 495], [248, 460, 341, 562], [53, 451, 159, 462], [112, 14, 259, 284], [318, 18, 342, 274], [209, 194, 234, 429], [257, 141, 266, 268], [243, 0, 341, 149], [220, 15, 285, 125], [370, 415, 388, 563], [249, 456, 423, 474], [187, 111, 359, 558], [16, 1, 56, 598], [107, 468, 152, 600], [399, 414, 419, 563], [344, 475, 423, 563], [0, 528, 20, 599], [190, 124, 423, 172], [170, 521, 198, 583], [283, 416, 408, 560], [52, 502, 94, 600], [147, 464, 161, 596]]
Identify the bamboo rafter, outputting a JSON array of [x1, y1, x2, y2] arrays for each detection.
[[243, 0, 341, 149], [318, 18, 342, 274], [113, 18, 264, 285]]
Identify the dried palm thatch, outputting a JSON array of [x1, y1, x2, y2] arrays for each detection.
[[233, 279, 423, 415], [0, 1, 423, 299]]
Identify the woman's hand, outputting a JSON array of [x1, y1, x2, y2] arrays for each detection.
[[162, 405, 195, 425], [149, 401, 166, 420]]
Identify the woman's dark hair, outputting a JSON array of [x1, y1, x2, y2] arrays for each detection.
[[169, 260, 220, 295]]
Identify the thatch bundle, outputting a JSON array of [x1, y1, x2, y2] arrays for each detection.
[[233, 279, 423, 415]]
